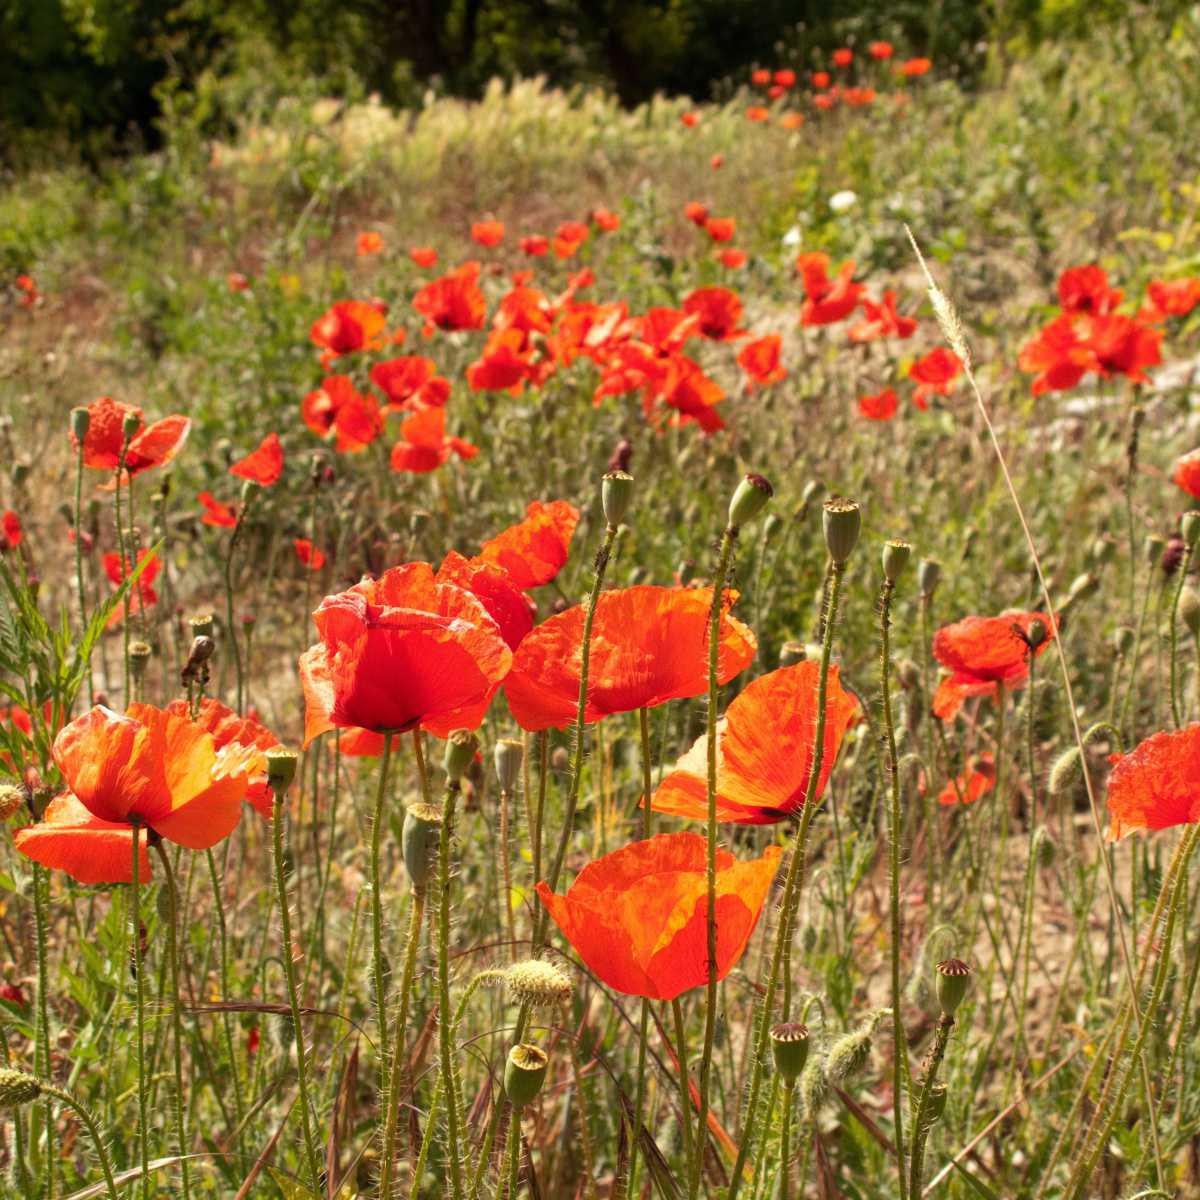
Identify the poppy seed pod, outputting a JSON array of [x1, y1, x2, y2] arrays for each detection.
[[1027, 619, 1048, 650], [825, 1024, 873, 1082], [823, 498, 861, 565], [129, 640, 152, 677], [935, 958, 971, 1015], [505, 959, 572, 1007], [1089, 536, 1115, 566], [1182, 511, 1200, 549], [402, 803, 442, 890], [70, 407, 90, 441], [602, 470, 635, 528], [882, 540, 911, 583], [0, 1069, 41, 1108], [769, 1022, 810, 1082], [763, 513, 784, 541], [121, 410, 141, 442], [728, 473, 774, 530], [1180, 587, 1200, 640], [409, 509, 431, 535], [494, 738, 524, 792], [0, 785, 25, 821], [504, 1043, 549, 1108], [265, 749, 299, 794], [918, 558, 941, 599], [444, 730, 478, 780], [189, 613, 215, 639]]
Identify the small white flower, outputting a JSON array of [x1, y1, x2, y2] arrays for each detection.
[[829, 190, 858, 213], [781, 225, 802, 248]]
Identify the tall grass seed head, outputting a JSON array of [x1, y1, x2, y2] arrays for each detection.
[[822, 497, 861, 565], [494, 737, 524, 791], [444, 729, 479, 780], [770, 1022, 810, 1082], [601, 470, 634, 528], [882, 539, 911, 584], [505, 1043, 549, 1107], [402, 803, 443, 890], [505, 959, 572, 1006], [728, 472, 774, 530], [936, 958, 971, 1016]]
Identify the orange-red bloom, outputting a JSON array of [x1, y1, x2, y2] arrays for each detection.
[[370, 356, 450, 411], [833, 48, 853, 66], [869, 41, 894, 59], [309, 300, 387, 362], [104, 549, 160, 621], [520, 235, 549, 257], [14, 794, 152, 884], [471, 220, 505, 248], [1144, 278, 1200, 321], [413, 262, 487, 334], [899, 57, 931, 77], [410, 246, 438, 268], [775, 68, 797, 87], [1106, 725, 1200, 839], [198, 491, 238, 528], [505, 585, 756, 731], [2, 511, 21, 550], [746, 106, 770, 122], [908, 347, 962, 409], [295, 539, 326, 571], [938, 753, 995, 807], [229, 432, 283, 487], [933, 611, 1052, 688], [436, 551, 535, 650], [553, 220, 590, 258], [536, 831, 782, 1000], [651, 662, 857, 824], [73, 396, 190, 477], [751, 68, 771, 86], [797, 252, 863, 326], [681, 111, 700, 128], [705, 217, 736, 243], [478, 500, 580, 588], [859, 388, 898, 420], [302, 376, 385, 452], [356, 231, 384, 256], [684, 201, 709, 227], [848, 291, 918, 342], [299, 562, 512, 742], [779, 112, 804, 130], [718, 248, 747, 269], [389, 407, 478, 473], [1174, 450, 1200, 500], [682, 287, 746, 341], [1058, 265, 1121, 316], [812, 71, 831, 88], [593, 207, 621, 232], [737, 335, 786, 388]]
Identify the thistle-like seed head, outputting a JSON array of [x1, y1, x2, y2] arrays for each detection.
[[505, 960, 572, 1007]]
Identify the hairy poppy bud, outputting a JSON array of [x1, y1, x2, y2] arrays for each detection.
[[1033, 825, 1056, 869], [504, 1044, 549, 1108], [70, 407, 90, 442], [1113, 625, 1136, 655], [798, 480, 823, 516], [823, 498, 861, 565], [1027, 619, 1048, 650], [935, 958, 971, 1016], [121, 411, 140, 442], [238, 479, 256, 506], [1089, 536, 1115, 566], [409, 509, 431, 535], [1048, 747, 1082, 797], [882, 540, 911, 584], [918, 558, 941, 599], [444, 730, 478, 781], [825, 1024, 873, 1082], [0, 1069, 41, 1108], [494, 738, 523, 792], [1181, 588, 1200, 640], [798, 1057, 826, 1122], [505, 960, 572, 1007], [265, 749, 299, 794], [896, 659, 921, 688], [0, 785, 25, 821], [403, 803, 442, 890], [779, 640, 806, 666], [769, 1022, 810, 1082], [763, 513, 784, 542], [189, 613, 214, 639], [728, 473, 774, 530], [602, 471, 634, 528], [550, 746, 570, 772], [1183, 512, 1200, 550]]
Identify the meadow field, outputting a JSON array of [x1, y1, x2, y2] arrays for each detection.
[[3, 12, 1200, 1199]]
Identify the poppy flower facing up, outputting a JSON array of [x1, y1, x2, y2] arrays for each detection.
[[651, 662, 857, 824], [73, 396, 191, 478], [1106, 725, 1200, 840], [680, 111, 700, 128], [413, 262, 487, 334], [505, 585, 756, 731], [938, 754, 996, 807], [299, 562, 513, 744], [682, 288, 746, 341], [751, 68, 771, 87], [797, 253, 864, 327], [229, 432, 284, 487], [478, 500, 580, 589], [536, 832, 782, 1000], [302, 376, 385, 453], [908, 347, 963, 409], [198, 492, 238, 528], [705, 217, 736, 243], [1174, 450, 1200, 500], [859, 388, 898, 420]]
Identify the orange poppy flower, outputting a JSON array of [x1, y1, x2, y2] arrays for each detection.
[[73, 396, 190, 477], [505, 585, 756, 731], [1058, 265, 1121, 317], [746, 106, 770, 122], [682, 288, 746, 341], [520, 235, 550, 257], [198, 491, 238, 528], [471, 220, 505, 248], [651, 662, 857, 824], [537, 832, 782, 1000], [309, 300, 387, 361], [775, 68, 797, 87], [933, 611, 1052, 687], [858, 388, 898, 420], [370, 356, 449, 411], [356, 231, 384, 256], [705, 217, 736, 243], [1106, 725, 1200, 839], [737, 335, 786, 388], [478, 500, 580, 588], [49, 703, 256, 850], [680, 112, 700, 128], [229, 432, 283, 487], [710, 154, 724, 169], [659, 356, 726, 433], [103, 549, 160, 622], [14, 794, 152, 884], [843, 86, 876, 107], [812, 71, 831, 88], [467, 329, 534, 393], [751, 68, 771, 86], [797, 252, 864, 326], [869, 41, 894, 59], [684, 202, 709, 227], [3, 511, 21, 550], [553, 221, 590, 259], [593, 208, 621, 232], [779, 112, 804, 130], [227, 272, 250, 292], [899, 57, 931, 77], [294, 539, 326, 571], [908, 347, 962, 409], [299, 562, 512, 743], [436, 551, 535, 650], [410, 246, 438, 268], [162, 698, 280, 819], [302, 376, 384, 452], [848, 291, 918, 342], [938, 753, 996, 806], [833, 48, 853, 66], [718, 248, 747, 269], [813, 93, 837, 110], [413, 262, 487, 334], [389, 407, 478, 474], [1174, 450, 1200, 500], [1143, 278, 1200, 321]]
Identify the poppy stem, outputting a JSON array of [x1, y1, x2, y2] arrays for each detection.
[[73, 436, 93, 706], [204, 847, 245, 1133], [223, 497, 250, 715], [38, 1083, 119, 1200], [1169, 540, 1195, 728], [369, 734, 396, 1083], [268, 782, 324, 1197], [436, 774, 466, 1200], [727, 559, 845, 1200], [671, 996, 697, 1190], [919, 593, 940, 923], [113, 435, 132, 704], [906, 1013, 954, 1195], [150, 840, 192, 1200], [878, 577, 909, 1200], [129, 836, 149, 1200], [693, 526, 737, 1200], [776, 1080, 795, 1200], [504, 1105, 522, 1199], [499, 783, 516, 961]]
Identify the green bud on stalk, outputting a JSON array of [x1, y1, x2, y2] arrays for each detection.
[[882, 539, 911, 584], [402, 803, 443, 890], [728, 473, 774, 530], [444, 730, 478, 781], [601, 471, 634, 528], [265, 749, 299, 793]]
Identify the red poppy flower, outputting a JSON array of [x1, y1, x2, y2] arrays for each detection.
[[775, 68, 797, 87], [299, 562, 513, 743], [718, 248, 747, 269], [2, 511, 21, 549], [1106, 725, 1200, 839], [938, 753, 995, 807], [227, 272, 250, 292], [47, 703, 256, 851], [294, 539, 326, 571], [933, 611, 1052, 687], [869, 41, 894, 59], [849, 291, 918, 342], [746, 106, 770, 122], [651, 662, 857, 824], [410, 246, 438, 268], [899, 58, 931, 76], [705, 217, 736, 243], [751, 68, 771, 86], [593, 208, 621, 232], [370, 356, 449, 411], [1018, 315, 1094, 396], [466, 330, 534, 393], [682, 287, 746, 341], [103, 550, 160, 622], [659, 356, 726, 432], [779, 112, 804, 130], [302, 376, 384, 452], [505, 585, 756, 731], [436, 551, 535, 650], [813, 92, 837, 110], [797, 253, 864, 326], [229, 432, 283, 487], [843, 87, 876, 106], [356, 231, 384, 257], [198, 491, 238, 528], [413, 262, 487, 334], [14, 793, 152, 884], [710, 154, 724, 169], [833, 48, 853, 66], [478, 499, 580, 588], [858, 388, 898, 420], [73, 396, 191, 478], [1174, 450, 1200, 499], [684, 202, 709, 227], [1087, 314, 1162, 383], [908, 347, 963, 409], [553, 221, 590, 259], [767, 85, 785, 100], [389, 407, 478, 473], [471, 220, 505, 248], [309, 300, 387, 362], [537, 832, 781, 1000], [681, 112, 700, 128], [519, 235, 549, 257], [812, 71, 831, 88], [1143, 278, 1200, 321], [931, 675, 1003, 722], [737, 335, 786, 388], [1058, 265, 1121, 317]]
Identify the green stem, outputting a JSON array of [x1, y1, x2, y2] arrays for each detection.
[[223, 498, 250, 714], [436, 779, 466, 1200], [370, 734, 396, 1079], [205, 848, 244, 1131], [907, 1014, 954, 1195], [73, 440, 92, 705], [505, 1106, 523, 1199], [920, 595, 940, 924], [777, 1081, 795, 1200], [1169, 543, 1195, 728], [671, 996, 696, 1190], [40, 1084, 119, 1200], [129, 837, 149, 1200], [113, 443, 131, 704], [626, 708, 653, 1199]]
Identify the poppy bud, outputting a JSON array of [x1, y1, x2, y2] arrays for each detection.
[[1026, 619, 1047, 650], [0, 786, 24, 821], [1180, 588, 1200, 640], [444, 730, 478, 781], [0, 1069, 41, 1108], [505, 959, 572, 1007], [602, 471, 634, 528], [1048, 747, 1082, 797], [607, 438, 633, 474], [189, 613, 214, 639], [769, 1022, 810, 1082], [728, 473, 774, 530], [265, 749, 299, 794], [1163, 535, 1185, 577], [120, 411, 140, 443], [1183, 512, 1200, 549], [70, 407, 90, 441], [182, 636, 215, 682], [825, 1024, 873, 1082], [494, 738, 523, 792], [1089, 536, 1115, 566], [798, 480, 823, 517], [403, 803, 442, 890], [896, 659, 921, 689], [822, 498, 861, 565], [763, 513, 784, 542], [918, 558, 941, 599], [882, 540, 911, 584], [1144, 534, 1165, 567], [1033, 825, 1056, 869], [504, 1043, 549, 1108], [935, 958, 971, 1015], [779, 640, 806, 666], [926, 1082, 949, 1124], [129, 640, 152, 678], [1067, 573, 1098, 604], [798, 1057, 826, 1123], [550, 746, 570, 772], [1113, 625, 1136, 655], [239, 479, 256, 506]]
